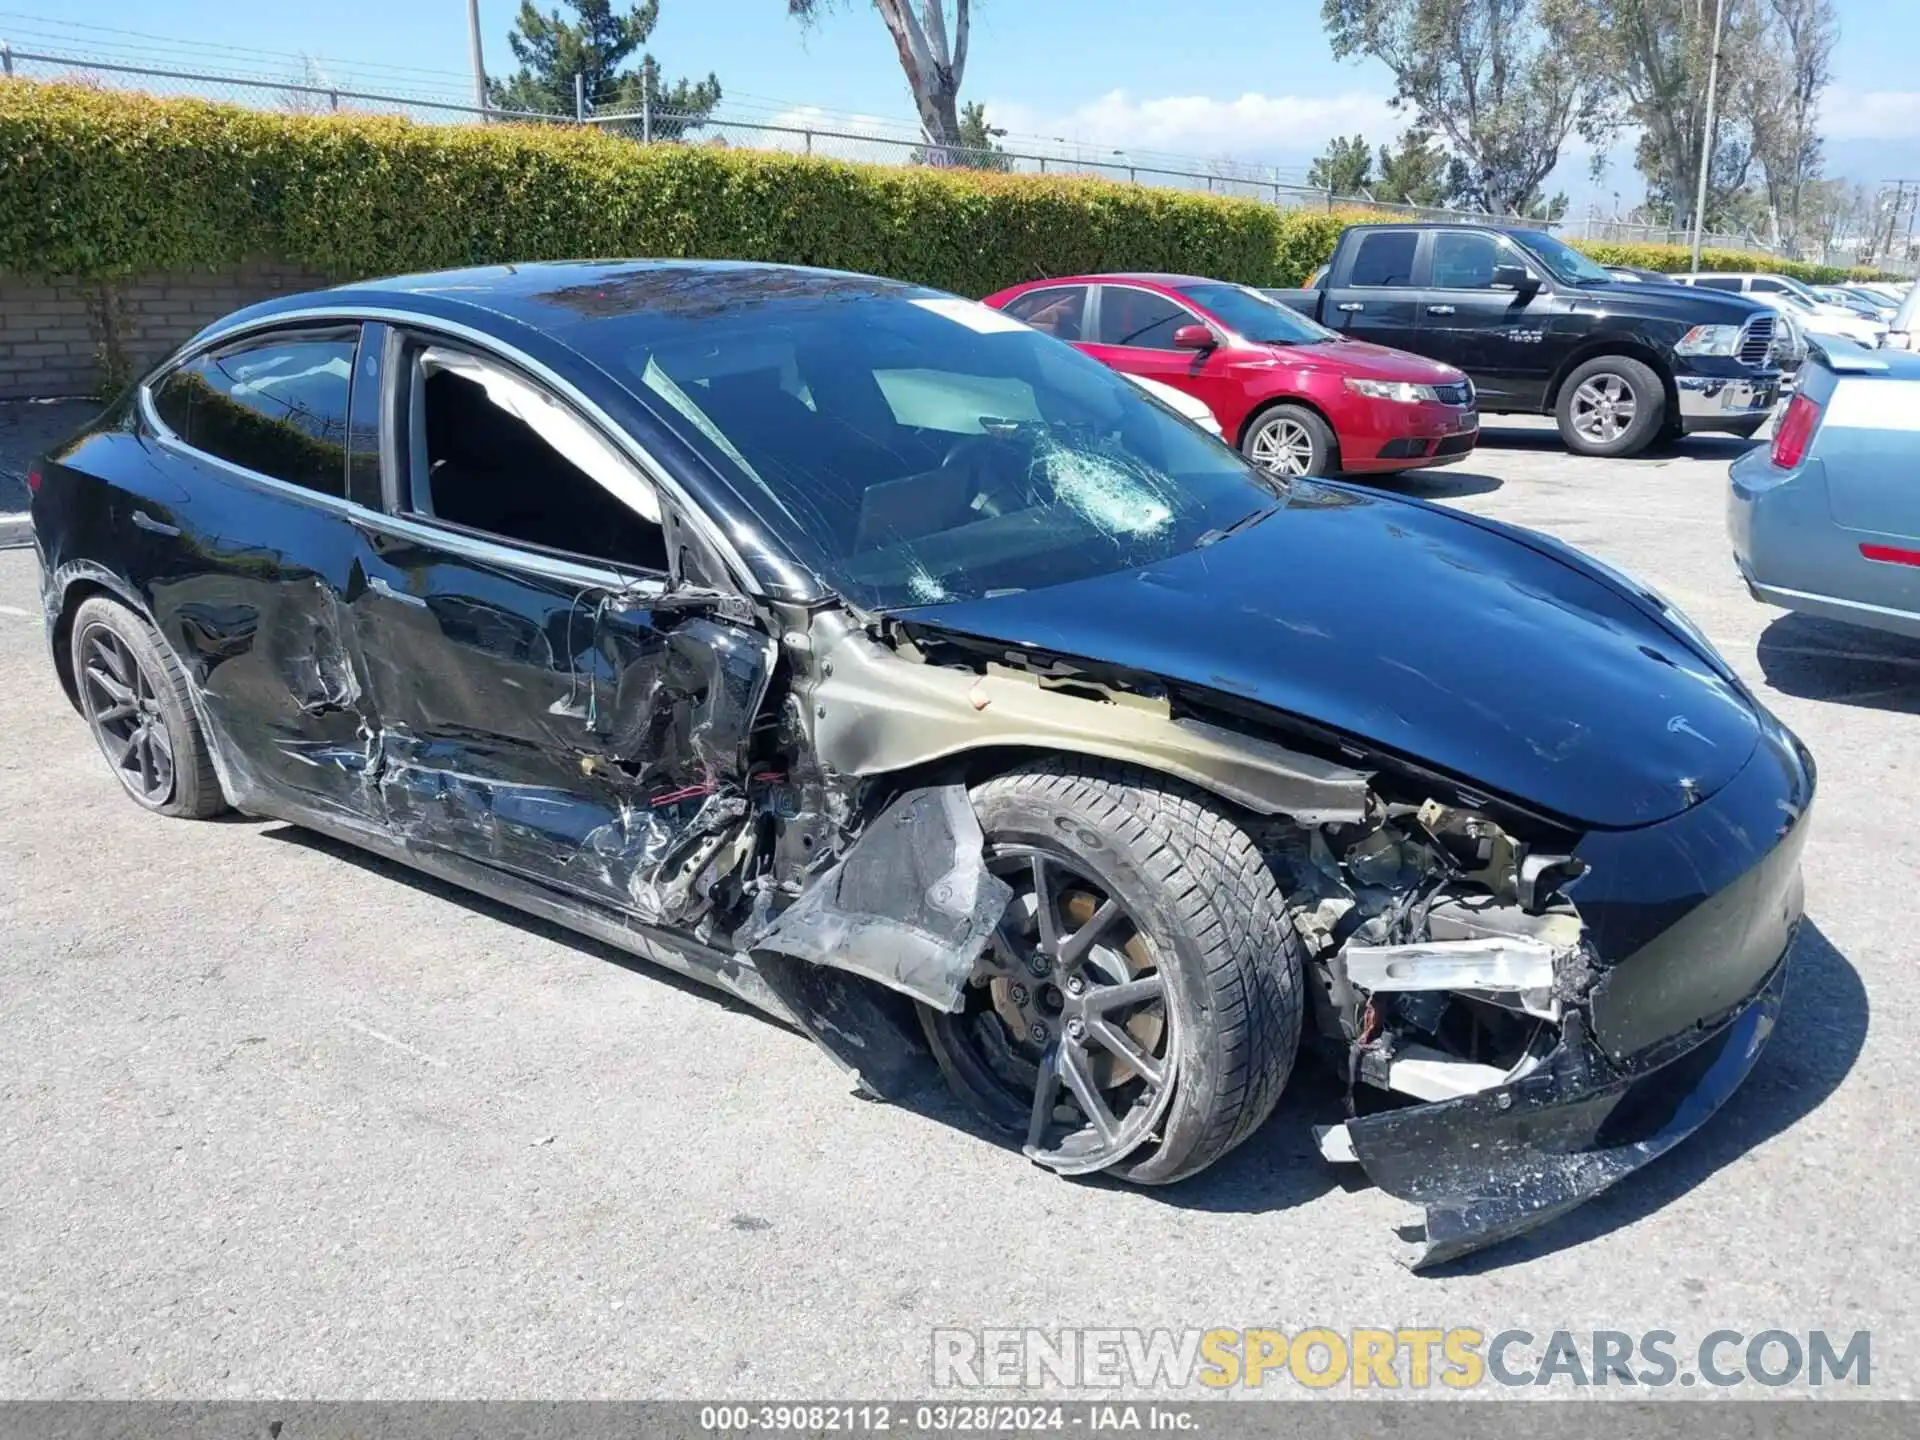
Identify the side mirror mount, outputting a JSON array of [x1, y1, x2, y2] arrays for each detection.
[[1172, 323, 1217, 351], [1491, 263, 1537, 293]]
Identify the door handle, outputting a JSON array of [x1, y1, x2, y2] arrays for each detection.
[[130, 509, 180, 537], [1336, 302, 1365, 313], [1426, 304, 1458, 316]]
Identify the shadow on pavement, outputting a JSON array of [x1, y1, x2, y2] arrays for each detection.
[[1426, 917, 1866, 1275], [1758, 611, 1920, 713], [1472, 424, 1763, 463], [258, 821, 779, 1024], [257, 823, 1865, 1262], [1364, 468, 1504, 501]]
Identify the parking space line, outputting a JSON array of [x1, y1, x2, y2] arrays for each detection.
[[340, 1016, 451, 1070], [0, 604, 39, 620]]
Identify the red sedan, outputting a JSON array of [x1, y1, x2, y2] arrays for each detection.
[[981, 273, 1479, 477]]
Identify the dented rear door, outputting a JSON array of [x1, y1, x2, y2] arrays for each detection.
[[135, 321, 388, 828]]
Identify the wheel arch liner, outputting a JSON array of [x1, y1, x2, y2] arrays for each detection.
[[750, 783, 1014, 1014]]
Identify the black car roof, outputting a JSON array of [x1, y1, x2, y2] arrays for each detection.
[[221, 259, 934, 344]]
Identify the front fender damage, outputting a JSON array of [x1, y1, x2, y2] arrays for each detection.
[[750, 784, 1013, 1015]]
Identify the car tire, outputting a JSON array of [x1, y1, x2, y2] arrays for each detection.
[[921, 758, 1303, 1186], [69, 596, 226, 819], [1241, 403, 1338, 477], [1555, 356, 1667, 458]]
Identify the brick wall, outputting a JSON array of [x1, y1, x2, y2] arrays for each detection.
[[0, 260, 333, 401]]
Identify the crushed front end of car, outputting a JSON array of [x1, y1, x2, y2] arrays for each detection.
[[1291, 716, 1813, 1269]]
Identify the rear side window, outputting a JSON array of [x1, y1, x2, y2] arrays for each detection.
[[152, 329, 357, 498], [1001, 286, 1089, 341], [1347, 231, 1418, 287]]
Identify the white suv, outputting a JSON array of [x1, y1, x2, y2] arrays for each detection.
[[1674, 272, 1885, 347]]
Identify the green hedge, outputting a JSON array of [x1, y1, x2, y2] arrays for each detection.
[[1566, 237, 1887, 285], [0, 79, 1890, 293]]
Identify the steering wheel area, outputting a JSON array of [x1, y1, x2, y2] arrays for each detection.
[[940, 428, 1039, 520]]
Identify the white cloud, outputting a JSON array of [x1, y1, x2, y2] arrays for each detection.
[[984, 88, 1399, 168], [1818, 90, 1920, 141]]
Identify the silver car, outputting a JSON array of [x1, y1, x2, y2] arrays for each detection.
[[1730, 341, 1920, 639]]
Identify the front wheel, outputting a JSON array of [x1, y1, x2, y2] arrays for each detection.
[[921, 760, 1304, 1185], [1241, 403, 1337, 477], [1555, 356, 1667, 457]]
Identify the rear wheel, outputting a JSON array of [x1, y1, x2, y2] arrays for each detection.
[[1555, 356, 1666, 457], [70, 597, 225, 819], [1241, 403, 1337, 477], [921, 760, 1303, 1184]]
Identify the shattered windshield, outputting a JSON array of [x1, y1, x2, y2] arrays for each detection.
[[600, 289, 1283, 609]]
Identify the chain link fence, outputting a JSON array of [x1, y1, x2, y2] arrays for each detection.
[[0, 42, 558, 125], [586, 103, 1542, 225], [0, 41, 1545, 228], [7, 40, 1889, 268]]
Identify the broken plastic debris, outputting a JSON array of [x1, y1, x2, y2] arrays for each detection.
[[1315, 1123, 1358, 1164], [1343, 936, 1559, 993]]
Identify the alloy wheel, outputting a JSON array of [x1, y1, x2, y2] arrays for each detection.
[[78, 623, 175, 806], [1248, 417, 1316, 476], [1570, 373, 1638, 445], [944, 845, 1178, 1175]]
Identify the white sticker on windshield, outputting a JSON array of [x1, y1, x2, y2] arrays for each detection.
[[910, 297, 1032, 335]]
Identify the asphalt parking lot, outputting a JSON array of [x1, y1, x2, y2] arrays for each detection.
[[3, 411, 1917, 1398]]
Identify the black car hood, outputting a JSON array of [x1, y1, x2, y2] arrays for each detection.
[[1569, 281, 1766, 326], [895, 484, 1760, 829]]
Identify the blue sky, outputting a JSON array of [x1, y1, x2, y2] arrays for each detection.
[[5, 1, 1918, 200]]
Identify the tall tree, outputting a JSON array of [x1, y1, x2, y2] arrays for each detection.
[[1307, 134, 1375, 194], [1375, 126, 1470, 206], [790, 2, 971, 149], [1748, 0, 1836, 247], [490, 0, 720, 137], [1322, 0, 1614, 215], [1593, 0, 1833, 240], [1592, 0, 1762, 232]]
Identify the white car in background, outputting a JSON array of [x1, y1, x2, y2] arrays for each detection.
[[1814, 285, 1896, 323], [1121, 371, 1224, 438], [1673, 272, 1886, 348]]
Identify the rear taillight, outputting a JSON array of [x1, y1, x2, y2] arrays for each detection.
[[25, 469, 41, 495], [1770, 392, 1822, 469], [1861, 542, 1920, 567]]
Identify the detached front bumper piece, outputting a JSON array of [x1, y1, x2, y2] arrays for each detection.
[[1322, 956, 1787, 1270]]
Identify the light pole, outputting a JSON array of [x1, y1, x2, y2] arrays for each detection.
[[1688, 0, 1729, 270], [467, 0, 489, 118]]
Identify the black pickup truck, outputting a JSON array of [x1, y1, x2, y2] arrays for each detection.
[[1265, 223, 1782, 458]]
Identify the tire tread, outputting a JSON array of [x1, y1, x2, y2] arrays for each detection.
[[970, 759, 1302, 1183]]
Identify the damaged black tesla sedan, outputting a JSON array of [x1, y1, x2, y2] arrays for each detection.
[[29, 261, 1813, 1267]]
